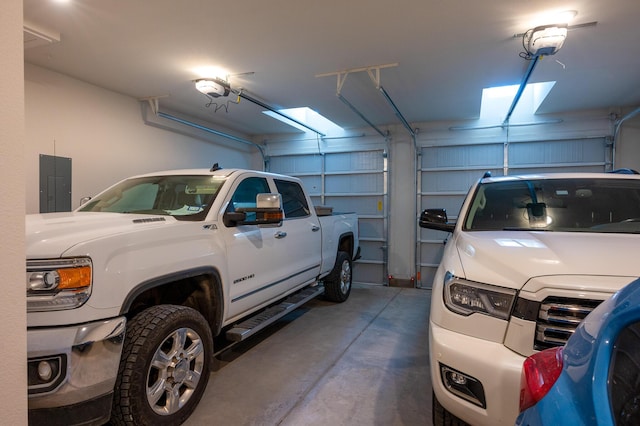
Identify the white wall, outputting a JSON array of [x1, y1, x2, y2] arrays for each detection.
[[25, 63, 261, 213], [1, 0, 27, 423]]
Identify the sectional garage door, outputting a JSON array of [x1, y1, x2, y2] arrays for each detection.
[[417, 136, 610, 289], [269, 149, 388, 285]]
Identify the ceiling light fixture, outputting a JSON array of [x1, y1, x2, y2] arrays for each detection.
[[526, 24, 568, 57], [195, 78, 230, 98], [514, 10, 581, 55]]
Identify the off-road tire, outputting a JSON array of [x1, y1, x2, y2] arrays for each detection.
[[324, 251, 352, 303], [433, 391, 469, 426], [110, 305, 213, 426]]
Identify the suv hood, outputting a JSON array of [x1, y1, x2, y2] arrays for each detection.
[[27, 212, 175, 257], [455, 230, 640, 289]]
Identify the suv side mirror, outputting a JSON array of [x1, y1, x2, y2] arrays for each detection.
[[419, 208, 455, 232], [223, 193, 284, 227]]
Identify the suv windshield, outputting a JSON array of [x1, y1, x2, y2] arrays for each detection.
[[464, 178, 640, 233], [78, 175, 225, 221]]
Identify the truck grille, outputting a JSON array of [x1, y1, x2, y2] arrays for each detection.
[[535, 297, 602, 350]]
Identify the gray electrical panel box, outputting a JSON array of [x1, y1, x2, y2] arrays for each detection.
[[39, 154, 72, 213]]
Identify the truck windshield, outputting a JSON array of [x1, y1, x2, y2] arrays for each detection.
[[464, 178, 640, 233], [77, 175, 225, 221]]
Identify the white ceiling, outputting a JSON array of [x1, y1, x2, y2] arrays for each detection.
[[23, 0, 640, 137]]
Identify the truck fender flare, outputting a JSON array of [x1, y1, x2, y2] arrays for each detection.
[[120, 266, 224, 334], [338, 231, 356, 259]]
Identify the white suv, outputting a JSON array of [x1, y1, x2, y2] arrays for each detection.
[[420, 172, 640, 426]]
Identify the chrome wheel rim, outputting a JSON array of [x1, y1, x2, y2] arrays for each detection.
[[146, 327, 206, 416], [339, 260, 352, 295]]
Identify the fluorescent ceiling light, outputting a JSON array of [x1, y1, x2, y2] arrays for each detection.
[[263, 107, 343, 135], [480, 81, 555, 121]]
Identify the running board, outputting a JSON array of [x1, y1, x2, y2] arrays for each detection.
[[226, 285, 324, 342]]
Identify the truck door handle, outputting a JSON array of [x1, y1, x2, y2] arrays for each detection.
[[311, 225, 320, 232], [275, 231, 287, 239]]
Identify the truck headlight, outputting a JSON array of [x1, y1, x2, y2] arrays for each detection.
[[26, 257, 92, 312], [443, 272, 516, 320]]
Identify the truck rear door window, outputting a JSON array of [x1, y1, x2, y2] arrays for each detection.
[[274, 179, 311, 219]]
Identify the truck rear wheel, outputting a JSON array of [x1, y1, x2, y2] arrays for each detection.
[[324, 251, 352, 302], [111, 305, 213, 426]]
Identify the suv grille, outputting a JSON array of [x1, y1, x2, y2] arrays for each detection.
[[535, 297, 602, 350]]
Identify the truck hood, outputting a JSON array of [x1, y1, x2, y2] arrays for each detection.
[[455, 230, 640, 289], [26, 212, 176, 257]]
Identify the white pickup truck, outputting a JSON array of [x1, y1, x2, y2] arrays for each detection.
[[419, 172, 640, 426], [26, 166, 359, 426]]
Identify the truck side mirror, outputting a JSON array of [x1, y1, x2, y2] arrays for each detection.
[[419, 208, 455, 232], [223, 193, 284, 227], [223, 211, 247, 227]]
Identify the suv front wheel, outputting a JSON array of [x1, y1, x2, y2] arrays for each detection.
[[433, 391, 469, 426]]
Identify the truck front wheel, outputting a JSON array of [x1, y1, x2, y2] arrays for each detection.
[[111, 305, 213, 426], [324, 251, 352, 302]]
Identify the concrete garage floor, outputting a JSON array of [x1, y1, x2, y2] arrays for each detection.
[[185, 284, 433, 426]]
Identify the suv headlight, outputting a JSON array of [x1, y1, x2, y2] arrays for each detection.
[[443, 272, 516, 320], [26, 257, 92, 312]]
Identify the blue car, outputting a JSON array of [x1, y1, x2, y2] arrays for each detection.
[[516, 278, 640, 426]]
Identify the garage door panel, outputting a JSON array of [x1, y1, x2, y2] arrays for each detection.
[[326, 195, 382, 216], [269, 155, 323, 174], [419, 267, 438, 288], [509, 139, 605, 166], [359, 240, 385, 262], [422, 144, 504, 169], [421, 168, 502, 193], [354, 264, 385, 284], [325, 151, 384, 172], [325, 173, 383, 193], [421, 242, 445, 265], [511, 164, 605, 174], [359, 218, 384, 239]]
